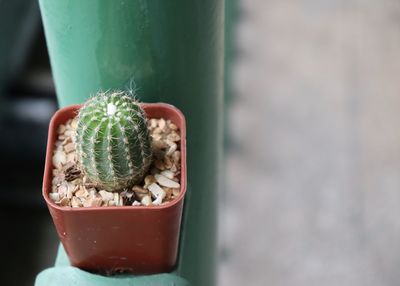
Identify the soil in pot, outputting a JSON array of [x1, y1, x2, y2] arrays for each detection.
[[50, 115, 182, 208]]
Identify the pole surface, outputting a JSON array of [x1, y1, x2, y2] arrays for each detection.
[[39, 1, 224, 285]]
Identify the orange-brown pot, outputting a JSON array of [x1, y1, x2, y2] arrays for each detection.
[[42, 103, 187, 274]]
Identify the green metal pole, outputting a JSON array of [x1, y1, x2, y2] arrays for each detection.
[[38, 1, 224, 285]]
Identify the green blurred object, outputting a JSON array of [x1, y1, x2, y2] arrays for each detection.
[[38, 0, 224, 285], [36, 246, 190, 286]]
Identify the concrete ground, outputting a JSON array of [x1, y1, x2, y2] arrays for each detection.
[[219, 1, 400, 285]]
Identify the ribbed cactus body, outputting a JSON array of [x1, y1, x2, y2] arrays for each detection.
[[75, 91, 152, 191]]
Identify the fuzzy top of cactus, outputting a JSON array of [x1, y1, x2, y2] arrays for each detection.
[[75, 91, 152, 191]]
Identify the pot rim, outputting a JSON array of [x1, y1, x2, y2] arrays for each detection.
[[42, 102, 187, 212]]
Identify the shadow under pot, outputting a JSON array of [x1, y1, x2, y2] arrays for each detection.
[[42, 103, 187, 274]]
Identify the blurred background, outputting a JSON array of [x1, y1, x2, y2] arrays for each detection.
[[222, 0, 400, 285], [0, 1, 59, 285], [2, 0, 400, 285]]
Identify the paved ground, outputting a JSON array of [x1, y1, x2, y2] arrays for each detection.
[[219, 1, 400, 285]]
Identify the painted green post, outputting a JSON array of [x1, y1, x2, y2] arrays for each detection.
[[37, 1, 224, 286]]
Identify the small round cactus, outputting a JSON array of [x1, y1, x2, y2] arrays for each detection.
[[75, 91, 152, 191]]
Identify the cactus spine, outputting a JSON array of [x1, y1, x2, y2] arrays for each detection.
[[75, 91, 152, 191]]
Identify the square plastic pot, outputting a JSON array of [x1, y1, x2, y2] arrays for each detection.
[[42, 103, 187, 274]]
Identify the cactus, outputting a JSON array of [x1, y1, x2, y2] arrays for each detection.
[[75, 91, 152, 191]]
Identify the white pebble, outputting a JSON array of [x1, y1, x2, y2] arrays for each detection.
[[71, 197, 82, 208], [166, 143, 177, 156], [67, 153, 76, 163], [99, 190, 114, 201], [141, 195, 152, 206], [155, 174, 180, 188], [148, 183, 166, 200], [153, 195, 163, 205], [49, 193, 60, 202], [59, 197, 70, 206], [64, 130, 74, 137], [158, 118, 166, 130], [75, 187, 88, 198], [149, 119, 158, 129], [57, 124, 66, 134], [160, 170, 174, 179], [70, 118, 78, 130], [52, 151, 66, 168]]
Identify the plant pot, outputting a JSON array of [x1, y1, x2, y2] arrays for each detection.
[[42, 103, 187, 274]]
